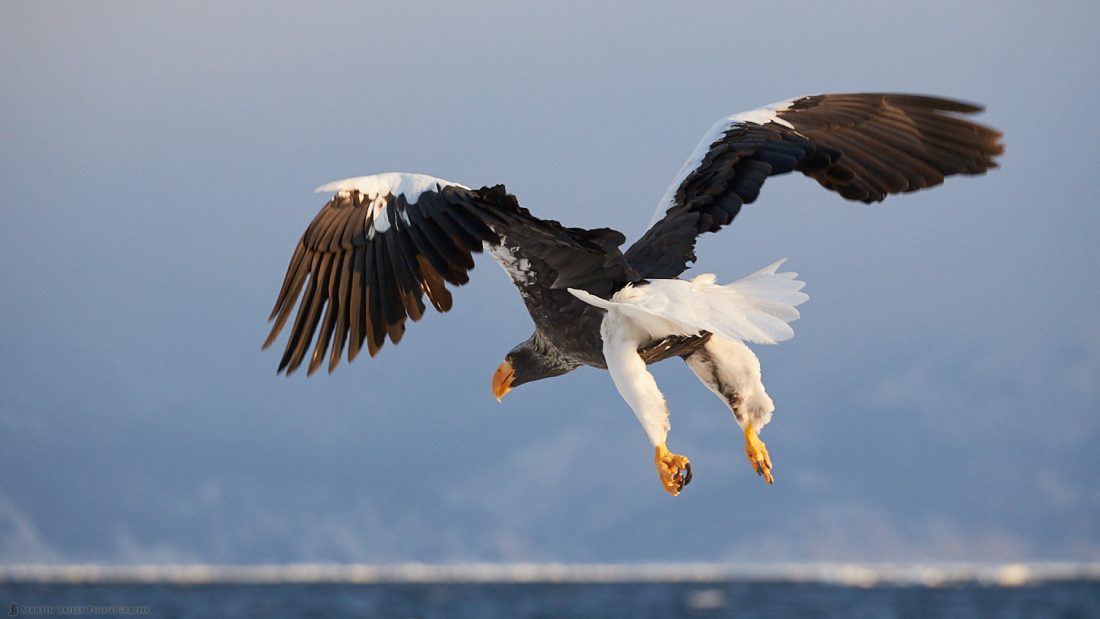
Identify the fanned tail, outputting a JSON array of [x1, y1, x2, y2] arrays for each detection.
[[568, 259, 809, 345], [708, 258, 809, 343]]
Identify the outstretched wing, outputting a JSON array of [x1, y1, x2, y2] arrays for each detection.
[[264, 173, 635, 375], [625, 93, 1005, 278]]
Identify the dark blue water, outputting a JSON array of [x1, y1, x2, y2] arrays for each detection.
[[2, 581, 1098, 619]]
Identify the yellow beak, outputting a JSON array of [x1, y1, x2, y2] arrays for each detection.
[[492, 359, 515, 401]]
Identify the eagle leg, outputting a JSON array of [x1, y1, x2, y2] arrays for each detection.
[[595, 306, 694, 496], [744, 425, 773, 484], [682, 336, 777, 485], [655, 443, 692, 496]]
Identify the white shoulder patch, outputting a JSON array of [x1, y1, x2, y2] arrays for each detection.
[[486, 239, 536, 286], [727, 99, 797, 130], [648, 97, 799, 228], [315, 172, 468, 205], [316, 172, 470, 237]]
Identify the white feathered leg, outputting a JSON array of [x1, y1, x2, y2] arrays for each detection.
[[684, 336, 774, 432], [684, 335, 777, 484], [600, 314, 692, 496], [569, 260, 806, 490]]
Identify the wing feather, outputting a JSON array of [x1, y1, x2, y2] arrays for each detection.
[[372, 234, 404, 344], [329, 249, 354, 372], [431, 207, 482, 253], [405, 203, 470, 283], [404, 214, 453, 283], [360, 241, 382, 358], [387, 225, 426, 322], [346, 245, 366, 362], [264, 244, 310, 346], [627, 93, 1003, 278], [265, 173, 638, 374], [309, 252, 343, 375], [281, 252, 327, 373], [268, 242, 308, 322]]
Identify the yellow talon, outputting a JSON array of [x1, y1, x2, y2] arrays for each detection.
[[654, 443, 692, 496], [744, 426, 774, 484]]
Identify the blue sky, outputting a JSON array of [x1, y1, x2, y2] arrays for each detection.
[[2, 1, 1098, 564]]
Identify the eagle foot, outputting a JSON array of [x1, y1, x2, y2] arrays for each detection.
[[744, 426, 774, 484], [654, 443, 692, 496]]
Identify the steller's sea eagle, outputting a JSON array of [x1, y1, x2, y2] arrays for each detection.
[[265, 93, 1003, 496]]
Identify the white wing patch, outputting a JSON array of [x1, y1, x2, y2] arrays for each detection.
[[364, 195, 393, 233], [315, 172, 467, 202], [648, 97, 798, 229], [485, 238, 536, 287], [728, 101, 798, 129], [315, 172, 469, 237]]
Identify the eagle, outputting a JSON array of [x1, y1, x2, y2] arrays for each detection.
[[265, 93, 1003, 496]]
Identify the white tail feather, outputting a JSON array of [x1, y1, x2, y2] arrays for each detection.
[[567, 287, 615, 310], [568, 259, 809, 345]]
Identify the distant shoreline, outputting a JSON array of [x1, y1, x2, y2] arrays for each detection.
[[2, 563, 1098, 587]]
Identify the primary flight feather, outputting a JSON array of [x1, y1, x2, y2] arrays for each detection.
[[265, 93, 1003, 495]]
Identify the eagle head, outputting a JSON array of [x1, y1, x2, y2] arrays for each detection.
[[492, 335, 578, 401]]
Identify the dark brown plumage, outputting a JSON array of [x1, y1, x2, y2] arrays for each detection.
[[625, 93, 1004, 278], [265, 93, 1003, 382], [264, 92, 1003, 495]]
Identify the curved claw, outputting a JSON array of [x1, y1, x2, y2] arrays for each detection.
[[744, 426, 774, 485], [655, 443, 693, 496]]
